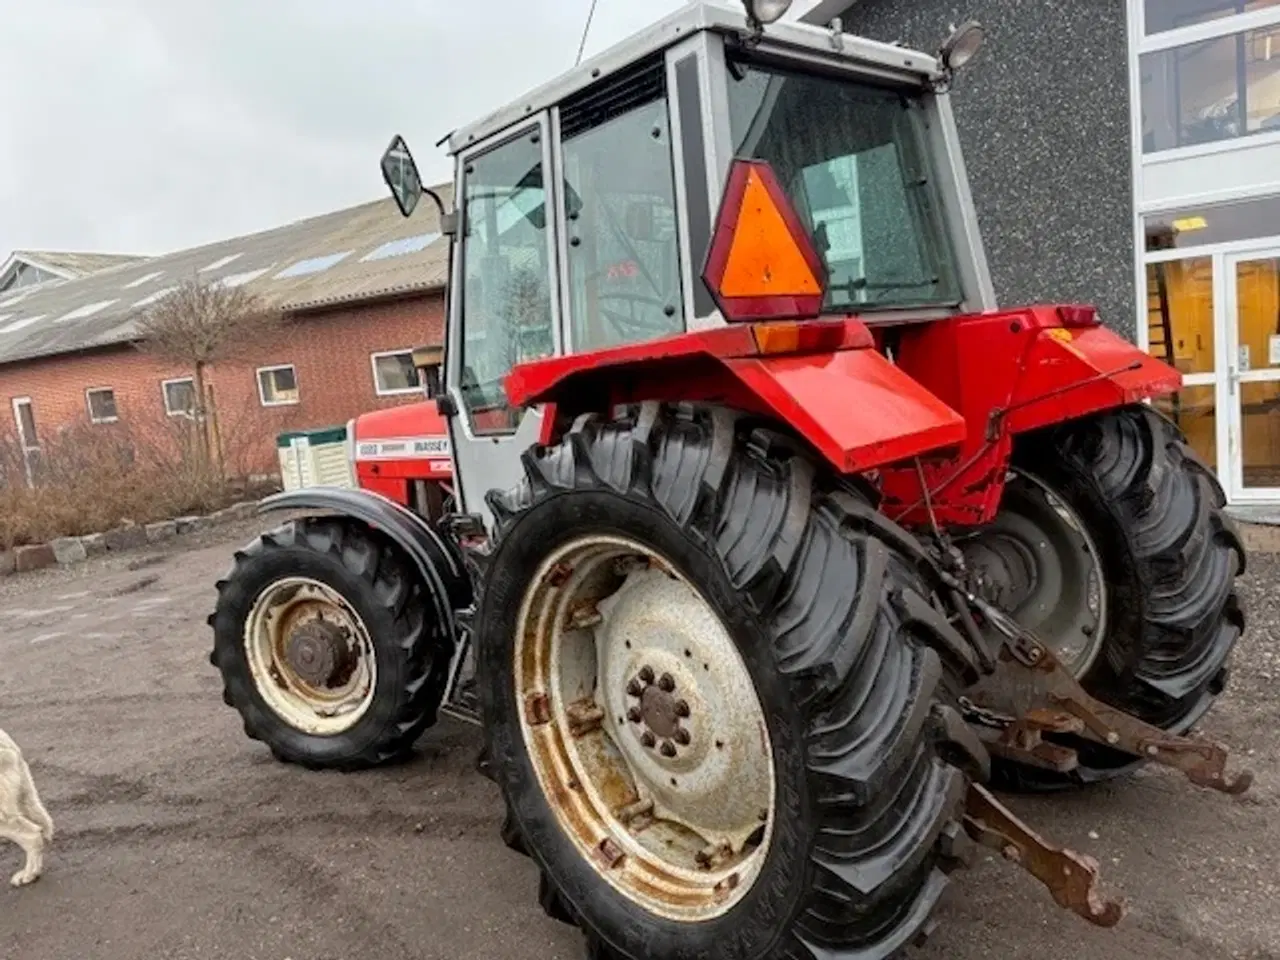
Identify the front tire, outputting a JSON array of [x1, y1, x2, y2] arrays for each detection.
[[210, 517, 453, 770], [475, 404, 981, 960], [977, 404, 1246, 791]]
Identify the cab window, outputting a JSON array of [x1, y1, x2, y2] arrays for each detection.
[[560, 64, 684, 351], [457, 128, 556, 434]]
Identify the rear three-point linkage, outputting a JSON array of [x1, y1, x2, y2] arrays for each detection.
[[904, 512, 1252, 928]]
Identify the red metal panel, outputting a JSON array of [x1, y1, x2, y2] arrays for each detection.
[[354, 471, 410, 505], [724, 351, 965, 472], [1003, 325, 1181, 434], [880, 306, 1180, 528]]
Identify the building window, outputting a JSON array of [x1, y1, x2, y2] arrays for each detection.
[[1144, 193, 1280, 250], [86, 388, 119, 424], [257, 364, 300, 406], [371, 350, 422, 396], [1145, 0, 1279, 36], [12, 397, 38, 449], [162, 377, 196, 417], [1140, 20, 1280, 152]]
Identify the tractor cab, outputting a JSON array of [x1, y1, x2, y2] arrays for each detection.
[[381, 0, 994, 523]]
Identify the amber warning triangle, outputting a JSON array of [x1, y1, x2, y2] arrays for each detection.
[[702, 159, 828, 322]]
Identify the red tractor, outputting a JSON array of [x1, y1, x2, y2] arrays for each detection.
[[209, 4, 1250, 957]]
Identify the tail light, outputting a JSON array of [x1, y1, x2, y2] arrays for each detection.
[[1056, 305, 1099, 328]]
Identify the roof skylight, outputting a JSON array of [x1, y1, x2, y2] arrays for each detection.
[[134, 287, 176, 308], [360, 233, 440, 262], [123, 271, 165, 289], [274, 251, 352, 279], [217, 267, 271, 289], [201, 253, 243, 273], [55, 300, 118, 323], [0, 315, 47, 335]]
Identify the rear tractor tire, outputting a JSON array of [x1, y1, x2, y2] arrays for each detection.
[[960, 403, 1246, 791], [209, 517, 454, 770], [475, 403, 985, 960]]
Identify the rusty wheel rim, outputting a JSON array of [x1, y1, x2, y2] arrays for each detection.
[[514, 534, 776, 922], [244, 577, 377, 735]]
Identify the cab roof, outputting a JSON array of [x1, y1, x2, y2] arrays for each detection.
[[446, 1, 940, 155]]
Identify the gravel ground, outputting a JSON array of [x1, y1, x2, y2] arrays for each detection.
[[0, 518, 1277, 960]]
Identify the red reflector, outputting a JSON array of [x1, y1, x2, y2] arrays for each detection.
[[1057, 305, 1099, 328]]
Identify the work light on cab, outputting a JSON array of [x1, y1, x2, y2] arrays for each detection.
[[742, 0, 792, 27]]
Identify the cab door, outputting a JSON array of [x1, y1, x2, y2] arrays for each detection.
[[443, 116, 563, 527]]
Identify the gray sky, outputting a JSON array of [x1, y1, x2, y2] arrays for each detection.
[[0, 0, 693, 260]]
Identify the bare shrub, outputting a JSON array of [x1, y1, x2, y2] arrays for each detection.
[[0, 410, 280, 550], [134, 276, 285, 474]]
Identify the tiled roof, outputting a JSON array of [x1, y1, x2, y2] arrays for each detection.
[[0, 184, 452, 368]]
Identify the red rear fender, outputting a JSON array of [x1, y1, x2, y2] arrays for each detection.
[[505, 320, 966, 474]]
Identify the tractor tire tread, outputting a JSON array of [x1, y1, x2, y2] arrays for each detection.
[[210, 517, 451, 771], [1000, 403, 1245, 790], [479, 402, 977, 960]]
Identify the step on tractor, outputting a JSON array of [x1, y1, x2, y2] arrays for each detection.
[[208, 4, 1252, 957]]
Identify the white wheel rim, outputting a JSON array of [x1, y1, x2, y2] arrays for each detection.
[[514, 535, 777, 922], [243, 576, 378, 735]]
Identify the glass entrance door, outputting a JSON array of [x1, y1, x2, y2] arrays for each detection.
[[1225, 247, 1280, 501]]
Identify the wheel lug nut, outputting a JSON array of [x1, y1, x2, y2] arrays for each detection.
[[641, 731, 656, 748], [674, 699, 690, 718], [660, 741, 677, 757], [639, 666, 655, 684], [627, 707, 642, 723], [627, 679, 644, 697], [658, 673, 675, 692], [673, 728, 691, 746]]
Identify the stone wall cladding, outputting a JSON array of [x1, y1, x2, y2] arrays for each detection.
[[0, 501, 265, 578]]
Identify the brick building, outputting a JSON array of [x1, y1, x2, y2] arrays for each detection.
[[0, 191, 451, 483]]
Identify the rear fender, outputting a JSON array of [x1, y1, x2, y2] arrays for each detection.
[[505, 320, 966, 474], [259, 487, 473, 618], [880, 305, 1180, 527]]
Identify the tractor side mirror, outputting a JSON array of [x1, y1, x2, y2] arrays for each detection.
[[412, 344, 444, 400], [381, 135, 424, 218]]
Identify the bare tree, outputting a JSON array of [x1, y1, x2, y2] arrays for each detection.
[[134, 276, 285, 469]]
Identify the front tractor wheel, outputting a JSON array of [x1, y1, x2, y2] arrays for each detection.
[[962, 403, 1246, 791], [210, 518, 453, 770], [476, 404, 981, 960]]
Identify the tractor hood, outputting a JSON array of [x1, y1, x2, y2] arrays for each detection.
[[352, 400, 451, 464]]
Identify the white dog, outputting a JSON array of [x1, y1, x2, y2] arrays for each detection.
[[0, 728, 54, 887]]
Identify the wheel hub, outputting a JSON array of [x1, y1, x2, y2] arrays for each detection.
[[638, 681, 686, 741], [243, 577, 377, 736], [285, 619, 353, 688], [959, 469, 1108, 721], [963, 534, 1038, 612], [599, 568, 771, 849]]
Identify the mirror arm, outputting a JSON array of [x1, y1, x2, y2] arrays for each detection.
[[421, 188, 459, 237]]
